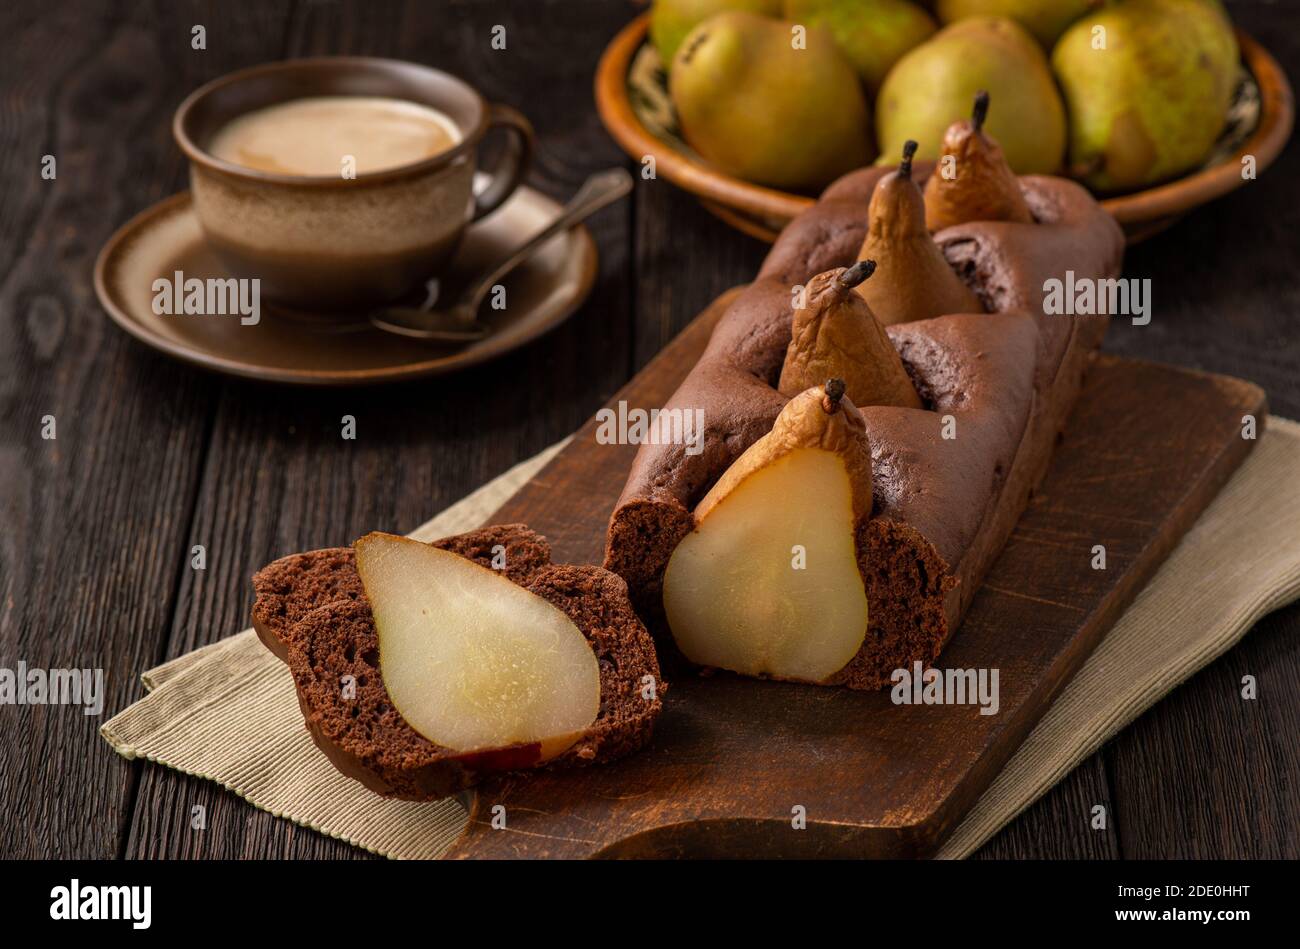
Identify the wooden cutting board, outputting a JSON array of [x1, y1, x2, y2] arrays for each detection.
[[445, 289, 1266, 859]]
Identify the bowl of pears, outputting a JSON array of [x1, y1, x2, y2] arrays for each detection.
[[596, 0, 1293, 243]]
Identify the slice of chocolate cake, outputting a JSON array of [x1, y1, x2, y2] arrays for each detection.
[[252, 526, 664, 800]]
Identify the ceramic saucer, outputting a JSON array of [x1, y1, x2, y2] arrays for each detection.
[[94, 185, 597, 385]]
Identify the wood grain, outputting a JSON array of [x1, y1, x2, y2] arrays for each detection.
[[0, 0, 292, 860]]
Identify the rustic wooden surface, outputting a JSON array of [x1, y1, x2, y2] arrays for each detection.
[[0, 0, 1296, 860]]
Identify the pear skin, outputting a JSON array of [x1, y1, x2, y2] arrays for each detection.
[[856, 141, 985, 326], [1052, 0, 1238, 192], [783, 0, 936, 92], [935, 0, 1101, 48], [650, 0, 784, 65], [925, 90, 1034, 231], [779, 261, 923, 408], [876, 16, 1066, 174], [670, 10, 874, 190]]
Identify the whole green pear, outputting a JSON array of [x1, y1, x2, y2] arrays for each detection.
[[876, 17, 1066, 174], [935, 0, 1101, 48], [783, 0, 936, 92], [650, 0, 784, 65], [671, 11, 874, 190], [1052, 0, 1238, 192]]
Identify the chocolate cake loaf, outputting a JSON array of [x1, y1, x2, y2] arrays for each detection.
[[604, 160, 1124, 690], [252, 524, 664, 800]]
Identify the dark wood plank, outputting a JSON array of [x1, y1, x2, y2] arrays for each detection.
[[124, 0, 638, 860], [1104, 605, 1300, 858], [631, 175, 767, 369], [0, 0, 293, 860], [445, 290, 1262, 857], [970, 756, 1122, 859]]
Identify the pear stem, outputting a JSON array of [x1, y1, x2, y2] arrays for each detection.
[[900, 140, 918, 180], [823, 377, 846, 413], [972, 90, 990, 133], [837, 259, 876, 290]]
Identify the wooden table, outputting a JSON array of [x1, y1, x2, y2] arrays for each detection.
[[1, 0, 1295, 860]]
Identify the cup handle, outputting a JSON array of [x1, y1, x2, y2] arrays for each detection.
[[471, 103, 535, 222]]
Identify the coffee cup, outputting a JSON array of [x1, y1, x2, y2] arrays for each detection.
[[173, 56, 534, 310]]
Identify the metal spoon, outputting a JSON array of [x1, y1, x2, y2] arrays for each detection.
[[369, 167, 633, 342]]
